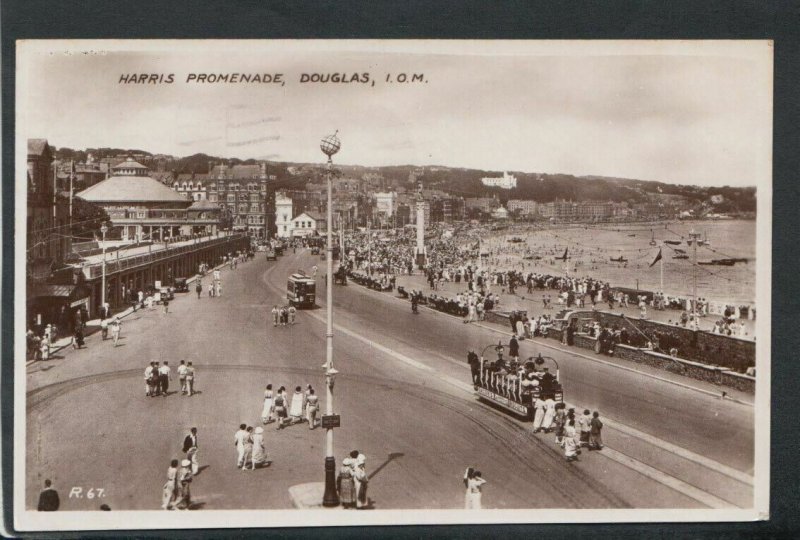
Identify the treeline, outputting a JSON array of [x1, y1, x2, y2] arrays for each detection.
[[53, 146, 756, 210]]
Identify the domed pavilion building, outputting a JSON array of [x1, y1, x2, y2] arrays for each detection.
[[76, 158, 220, 242]]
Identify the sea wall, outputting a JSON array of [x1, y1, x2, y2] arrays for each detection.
[[476, 309, 755, 393], [567, 335, 755, 394], [565, 310, 755, 373]]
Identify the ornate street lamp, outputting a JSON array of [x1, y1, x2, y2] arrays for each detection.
[[100, 222, 108, 312], [320, 131, 341, 507]]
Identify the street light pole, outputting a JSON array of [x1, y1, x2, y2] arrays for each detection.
[[100, 222, 108, 313], [689, 229, 700, 325], [320, 131, 341, 507]]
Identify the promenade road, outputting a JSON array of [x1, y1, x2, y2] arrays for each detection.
[[25, 249, 754, 512]]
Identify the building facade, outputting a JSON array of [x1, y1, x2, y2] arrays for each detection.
[[507, 199, 539, 215], [204, 163, 277, 239], [480, 171, 517, 189], [26, 139, 78, 330], [76, 159, 219, 241]]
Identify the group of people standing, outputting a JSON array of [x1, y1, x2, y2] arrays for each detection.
[[233, 424, 269, 470], [337, 451, 369, 509], [270, 305, 297, 327], [260, 384, 319, 429], [162, 428, 200, 510], [557, 408, 604, 462], [144, 360, 196, 397]]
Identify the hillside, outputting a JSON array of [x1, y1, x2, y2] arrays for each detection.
[[52, 146, 756, 211]]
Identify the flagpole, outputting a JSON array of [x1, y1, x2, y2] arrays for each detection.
[[660, 251, 664, 293]]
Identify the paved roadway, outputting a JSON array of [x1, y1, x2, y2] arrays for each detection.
[[25, 249, 754, 511]]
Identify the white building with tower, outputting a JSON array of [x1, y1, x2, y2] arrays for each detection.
[[275, 192, 294, 238], [480, 171, 517, 189], [374, 191, 397, 217]]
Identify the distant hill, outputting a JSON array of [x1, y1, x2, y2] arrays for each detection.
[[52, 146, 756, 212]]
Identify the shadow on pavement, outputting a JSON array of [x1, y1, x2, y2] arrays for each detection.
[[368, 452, 404, 481]]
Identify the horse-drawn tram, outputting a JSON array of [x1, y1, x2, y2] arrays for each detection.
[[474, 344, 563, 421]]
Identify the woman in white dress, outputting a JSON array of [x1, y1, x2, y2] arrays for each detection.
[[261, 384, 274, 424], [289, 386, 304, 424], [564, 420, 578, 462], [465, 470, 487, 509], [353, 454, 369, 509], [251, 427, 267, 468]]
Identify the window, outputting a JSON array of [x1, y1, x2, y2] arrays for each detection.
[[283, 225, 287, 232]]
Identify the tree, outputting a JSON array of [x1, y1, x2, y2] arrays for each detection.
[[69, 196, 110, 241]]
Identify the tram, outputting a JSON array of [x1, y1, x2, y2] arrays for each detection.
[[474, 345, 563, 421], [287, 273, 316, 308]]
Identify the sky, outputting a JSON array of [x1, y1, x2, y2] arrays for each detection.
[[17, 40, 773, 187]]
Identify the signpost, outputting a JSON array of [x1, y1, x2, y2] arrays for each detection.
[[321, 414, 341, 429]]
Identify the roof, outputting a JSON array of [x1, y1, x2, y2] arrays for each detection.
[[293, 211, 324, 222], [111, 158, 149, 170], [188, 199, 220, 211], [28, 139, 50, 156], [76, 175, 191, 203], [210, 164, 265, 180]]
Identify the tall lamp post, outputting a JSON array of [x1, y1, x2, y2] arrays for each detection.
[[100, 222, 108, 313], [320, 131, 341, 507]]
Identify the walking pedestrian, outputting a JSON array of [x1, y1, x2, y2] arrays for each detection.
[[288, 386, 304, 425], [271, 306, 279, 327], [509, 335, 519, 362], [242, 426, 254, 471], [158, 361, 172, 396], [234, 424, 248, 468], [261, 384, 275, 424], [174, 460, 193, 510], [100, 318, 109, 340], [251, 427, 267, 469], [274, 389, 288, 429], [183, 427, 199, 474], [589, 411, 604, 450], [37, 479, 60, 511], [305, 388, 319, 429], [144, 362, 156, 397], [464, 469, 486, 509], [72, 326, 85, 349], [110, 317, 121, 346], [163, 296, 170, 313], [288, 305, 297, 325], [161, 459, 179, 510], [196, 280, 202, 299], [532, 397, 546, 433], [542, 397, 556, 433], [467, 349, 481, 386], [553, 403, 566, 445], [353, 453, 369, 509], [337, 455, 356, 508], [208, 283, 214, 297], [578, 409, 592, 447], [564, 420, 579, 462], [177, 360, 188, 395], [186, 362, 196, 396]]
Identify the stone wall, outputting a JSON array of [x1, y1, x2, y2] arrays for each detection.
[[560, 333, 755, 393], [564, 309, 755, 373]]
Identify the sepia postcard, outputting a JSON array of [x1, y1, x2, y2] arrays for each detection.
[[13, 39, 772, 531]]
